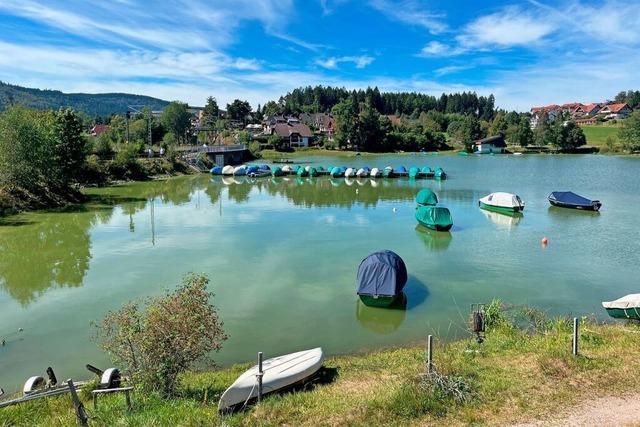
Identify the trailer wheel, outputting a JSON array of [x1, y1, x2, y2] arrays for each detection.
[[100, 368, 121, 389], [23, 376, 45, 395]]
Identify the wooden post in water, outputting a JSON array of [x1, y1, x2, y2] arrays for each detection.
[[427, 335, 434, 373], [67, 379, 88, 426], [257, 352, 264, 403], [572, 317, 579, 356]]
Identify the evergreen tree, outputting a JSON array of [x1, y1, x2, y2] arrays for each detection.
[[202, 96, 219, 124]]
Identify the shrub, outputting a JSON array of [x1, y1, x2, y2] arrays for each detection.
[[94, 134, 114, 159], [248, 140, 261, 158], [110, 143, 144, 179], [93, 273, 227, 397], [77, 154, 107, 184]]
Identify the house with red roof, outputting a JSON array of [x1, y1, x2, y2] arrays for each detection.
[[599, 103, 632, 120], [572, 103, 601, 118], [529, 105, 562, 128], [90, 124, 110, 137]]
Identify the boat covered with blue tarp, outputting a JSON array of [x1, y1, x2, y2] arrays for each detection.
[[356, 250, 407, 307], [548, 191, 601, 211]]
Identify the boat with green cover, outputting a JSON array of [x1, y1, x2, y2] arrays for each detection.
[[272, 166, 284, 177], [409, 167, 419, 179], [383, 166, 394, 178], [479, 192, 525, 214], [434, 167, 446, 180], [297, 167, 308, 177], [415, 205, 453, 231], [602, 294, 640, 320], [415, 188, 438, 206]]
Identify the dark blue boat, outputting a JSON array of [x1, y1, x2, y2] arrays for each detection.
[[548, 191, 601, 211]]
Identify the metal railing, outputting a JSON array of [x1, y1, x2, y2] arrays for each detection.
[[190, 144, 247, 153]]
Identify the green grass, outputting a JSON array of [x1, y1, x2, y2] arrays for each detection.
[[3, 307, 640, 426], [580, 124, 621, 147]]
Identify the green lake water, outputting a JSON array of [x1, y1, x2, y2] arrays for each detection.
[[1, 154, 639, 392]]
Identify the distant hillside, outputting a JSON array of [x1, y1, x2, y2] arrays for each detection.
[[0, 82, 170, 117]]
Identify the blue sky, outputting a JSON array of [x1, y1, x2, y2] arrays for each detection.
[[0, 0, 639, 111]]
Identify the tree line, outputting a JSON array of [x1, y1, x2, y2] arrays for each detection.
[[259, 85, 496, 120]]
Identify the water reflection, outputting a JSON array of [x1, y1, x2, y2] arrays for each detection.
[[0, 205, 111, 306], [480, 209, 523, 228], [210, 175, 420, 208], [415, 225, 453, 251], [547, 205, 601, 221], [356, 293, 407, 334]]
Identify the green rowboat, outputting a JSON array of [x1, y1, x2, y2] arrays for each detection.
[[479, 192, 525, 214], [603, 294, 640, 320]]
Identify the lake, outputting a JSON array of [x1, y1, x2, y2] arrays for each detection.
[[1, 154, 639, 392]]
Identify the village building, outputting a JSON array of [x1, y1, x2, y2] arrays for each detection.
[[90, 124, 110, 137], [571, 103, 601, 118], [472, 135, 507, 154], [599, 103, 632, 120], [529, 106, 562, 128], [272, 121, 314, 148], [300, 113, 335, 139]]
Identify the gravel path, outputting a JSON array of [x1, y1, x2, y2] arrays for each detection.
[[515, 395, 640, 427]]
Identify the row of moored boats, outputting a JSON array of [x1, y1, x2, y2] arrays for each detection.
[[211, 164, 447, 179]]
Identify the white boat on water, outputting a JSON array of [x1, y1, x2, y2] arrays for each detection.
[[218, 347, 324, 411], [356, 168, 369, 177], [345, 167, 356, 178], [282, 165, 292, 173], [370, 168, 380, 178], [233, 165, 247, 176], [479, 192, 525, 214], [222, 165, 235, 176]]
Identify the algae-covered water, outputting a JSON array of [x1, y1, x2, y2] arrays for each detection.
[[1, 154, 639, 392]]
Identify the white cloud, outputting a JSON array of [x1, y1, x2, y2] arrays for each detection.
[[417, 41, 465, 57], [434, 65, 473, 77], [369, 0, 447, 34], [457, 7, 554, 48], [315, 55, 375, 69]]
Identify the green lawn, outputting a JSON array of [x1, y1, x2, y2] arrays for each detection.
[[580, 125, 621, 147], [4, 304, 640, 426]]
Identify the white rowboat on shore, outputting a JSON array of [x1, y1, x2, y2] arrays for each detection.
[[218, 347, 324, 411]]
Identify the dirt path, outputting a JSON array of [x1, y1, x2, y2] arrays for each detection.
[[515, 395, 640, 427]]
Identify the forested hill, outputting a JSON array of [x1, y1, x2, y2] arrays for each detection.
[[0, 82, 170, 117]]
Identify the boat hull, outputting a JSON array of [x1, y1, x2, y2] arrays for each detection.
[[605, 307, 640, 320], [416, 219, 453, 232], [479, 202, 523, 214], [549, 200, 601, 211], [218, 348, 324, 412], [359, 294, 398, 308]]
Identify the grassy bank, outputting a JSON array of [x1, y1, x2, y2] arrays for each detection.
[[580, 124, 621, 148], [2, 307, 639, 426]]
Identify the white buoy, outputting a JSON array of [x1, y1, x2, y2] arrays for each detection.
[[355, 189, 359, 194], [392, 207, 397, 213]]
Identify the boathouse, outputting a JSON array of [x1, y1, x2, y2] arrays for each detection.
[[473, 135, 507, 154]]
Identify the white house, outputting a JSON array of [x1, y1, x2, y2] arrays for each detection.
[[273, 122, 314, 148]]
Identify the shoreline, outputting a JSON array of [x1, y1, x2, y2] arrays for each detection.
[[3, 316, 640, 425]]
